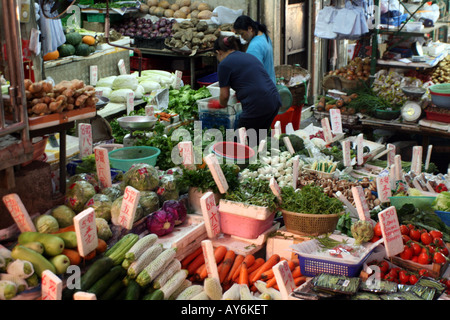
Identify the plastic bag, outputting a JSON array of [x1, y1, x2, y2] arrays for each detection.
[[314, 6, 338, 39], [157, 174, 179, 203], [210, 6, 243, 25]]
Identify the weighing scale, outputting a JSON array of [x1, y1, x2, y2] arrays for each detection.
[[401, 86, 426, 123], [117, 115, 157, 147]]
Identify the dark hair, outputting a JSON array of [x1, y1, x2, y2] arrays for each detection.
[[214, 36, 240, 52], [233, 15, 269, 39]]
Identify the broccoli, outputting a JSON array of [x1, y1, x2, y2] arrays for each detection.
[[278, 134, 305, 152]]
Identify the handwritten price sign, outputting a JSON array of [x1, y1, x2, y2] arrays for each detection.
[[200, 192, 220, 238], [273, 260, 296, 300], [378, 206, 403, 257], [2, 194, 35, 233], [118, 186, 141, 230], [94, 147, 112, 189], [41, 270, 62, 300], [74, 207, 98, 257], [78, 123, 93, 159]]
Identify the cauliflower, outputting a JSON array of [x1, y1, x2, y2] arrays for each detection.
[[95, 218, 112, 241], [351, 220, 374, 245]]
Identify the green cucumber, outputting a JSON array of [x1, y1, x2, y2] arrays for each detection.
[[87, 265, 126, 297], [142, 289, 164, 300], [124, 279, 141, 300], [99, 278, 126, 300], [80, 256, 115, 291], [105, 233, 139, 265]]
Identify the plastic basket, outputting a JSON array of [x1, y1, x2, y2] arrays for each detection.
[[281, 209, 341, 236], [389, 196, 436, 211], [293, 236, 375, 277], [108, 146, 160, 171], [133, 37, 166, 50], [436, 210, 450, 227], [425, 109, 450, 123]]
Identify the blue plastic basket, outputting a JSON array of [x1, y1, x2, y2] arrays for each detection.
[[197, 72, 218, 87], [435, 210, 450, 227], [297, 253, 370, 277]]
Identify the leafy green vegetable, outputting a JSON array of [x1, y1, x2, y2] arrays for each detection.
[[336, 212, 353, 237], [432, 191, 450, 212]]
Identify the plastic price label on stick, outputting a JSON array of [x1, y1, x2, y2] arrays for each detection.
[[89, 65, 98, 86], [118, 186, 141, 230], [204, 153, 229, 194], [74, 207, 98, 257], [94, 146, 112, 189], [78, 123, 93, 159], [356, 133, 364, 166], [394, 155, 402, 181], [41, 270, 62, 300], [270, 177, 282, 202], [376, 173, 392, 203], [292, 156, 300, 189], [238, 127, 247, 145], [178, 141, 195, 170], [201, 240, 219, 281], [411, 146, 423, 174], [321, 117, 333, 144], [352, 185, 371, 222], [174, 70, 183, 89], [200, 192, 221, 238], [118, 59, 127, 75], [274, 121, 282, 137], [145, 105, 155, 117], [329, 108, 343, 134], [341, 140, 352, 167], [126, 91, 134, 115], [425, 145, 433, 171], [2, 193, 36, 233], [283, 136, 295, 155], [258, 139, 267, 154], [387, 144, 396, 167], [378, 206, 403, 257], [273, 260, 296, 300]]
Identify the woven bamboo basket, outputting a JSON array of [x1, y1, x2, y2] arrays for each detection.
[[275, 65, 310, 106], [322, 74, 367, 92], [281, 209, 341, 236]]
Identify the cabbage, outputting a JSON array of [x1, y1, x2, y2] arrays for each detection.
[[139, 191, 160, 217], [162, 200, 187, 225], [134, 84, 145, 100], [145, 209, 175, 236], [112, 75, 139, 91], [96, 218, 112, 241], [95, 87, 113, 98], [432, 191, 450, 212], [110, 89, 134, 103], [140, 80, 161, 93], [67, 173, 100, 193], [33, 215, 59, 234], [85, 194, 113, 221], [157, 174, 179, 202], [51, 205, 76, 228], [101, 186, 122, 202], [96, 76, 117, 88], [122, 163, 159, 192], [65, 180, 96, 213], [110, 195, 144, 226]]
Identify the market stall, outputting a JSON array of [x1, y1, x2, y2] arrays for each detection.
[[1, 0, 450, 306]]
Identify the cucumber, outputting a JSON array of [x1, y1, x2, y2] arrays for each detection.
[[124, 279, 141, 300], [142, 289, 164, 300], [87, 265, 126, 297], [80, 256, 115, 291], [11, 245, 55, 277], [99, 278, 125, 300]]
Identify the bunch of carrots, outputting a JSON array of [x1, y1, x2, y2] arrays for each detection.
[[155, 111, 176, 122], [181, 246, 307, 292]]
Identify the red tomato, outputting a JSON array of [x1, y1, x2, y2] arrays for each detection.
[[407, 224, 415, 230], [429, 230, 443, 239], [411, 256, 419, 263], [373, 222, 382, 237], [418, 252, 431, 265], [389, 267, 400, 279], [433, 252, 447, 264], [400, 225, 410, 235], [370, 235, 381, 243], [384, 273, 395, 282], [438, 246, 449, 257], [402, 234, 411, 244], [433, 238, 444, 248], [400, 246, 413, 260], [409, 274, 419, 285], [378, 260, 390, 274], [399, 270, 410, 284], [411, 242, 422, 256], [421, 232, 433, 245], [419, 269, 430, 277], [409, 229, 421, 241]]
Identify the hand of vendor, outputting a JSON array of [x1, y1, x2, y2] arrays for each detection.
[[208, 99, 225, 109]]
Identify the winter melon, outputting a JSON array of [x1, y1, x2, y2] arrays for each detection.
[[75, 43, 91, 57], [58, 44, 76, 57], [65, 32, 83, 46]]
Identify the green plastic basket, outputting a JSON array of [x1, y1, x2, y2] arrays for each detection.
[[389, 196, 436, 211], [108, 146, 160, 171], [429, 83, 450, 94]]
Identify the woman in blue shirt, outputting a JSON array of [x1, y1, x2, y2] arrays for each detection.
[[233, 15, 276, 84], [214, 36, 281, 145]]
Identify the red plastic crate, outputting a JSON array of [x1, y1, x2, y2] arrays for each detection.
[[271, 104, 303, 133], [425, 110, 450, 123]]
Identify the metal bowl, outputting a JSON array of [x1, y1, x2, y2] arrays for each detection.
[[96, 96, 110, 109], [117, 116, 157, 131], [401, 86, 426, 99]]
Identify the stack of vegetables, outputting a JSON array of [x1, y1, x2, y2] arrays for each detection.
[[24, 79, 98, 117], [57, 32, 96, 59], [145, 0, 214, 20], [113, 17, 175, 40]]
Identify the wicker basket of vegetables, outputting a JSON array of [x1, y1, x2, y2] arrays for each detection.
[[280, 185, 344, 236], [275, 65, 310, 106]]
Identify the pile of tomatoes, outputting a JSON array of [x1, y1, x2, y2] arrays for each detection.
[[372, 222, 449, 265], [366, 260, 426, 285]]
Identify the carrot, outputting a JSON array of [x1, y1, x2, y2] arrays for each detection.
[[291, 258, 300, 267], [232, 254, 255, 281], [96, 238, 108, 254], [247, 258, 266, 283], [291, 266, 302, 279], [83, 249, 96, 261], [294, 276, 307, 287], [250, 254, 280, 284], [265, 276, 278, 288], [214, 246, 228, 265], [219, 250, 236, 284], [62, 248, 81, 266], [238, 262, 249, 286], [187, 252, 205, 275], [181, 246, 203, 268], [226, 254, 244, 283], [260, 269, 275, 281], [51, 225, 75, 234]]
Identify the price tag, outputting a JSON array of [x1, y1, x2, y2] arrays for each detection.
[[73, 207, 98, 257], [95, 90, 103, 98], [411, 146, 423, 174], [292, 156, 300, 189], [269, 177, 282, 202], [178, 141, 195, 169], [118, 186, 141, 230], [200, 192, 220, 238], [74, 292, 97, 300], [285, 123, 295, 135], [118, 59, 127, 75], [94, 147, 112, 189], [273, 260, 296, 300], [320, 118, 333, 144], [204, 153, 229, 194], [387, 144, 396, 167], [356, 133, 364, 166], [89, 65, 98, 86], [283, 136, 295, 155], [329, 108, 343, 134], [352, 186, 371, 222], [2, 194, 36, 233], [378, 206, 403, 257], [389, 164, 396, 190], [376, 174, 392, 203], [394, 155, 402, 181], [126, 91, 134, 115], [258, 139, 267, 154], [425, 145, 433, 171], [341, 140, 352, 167], [174, 70, 183, 89], [238, 127, 247, 145], [274, 121, 282, 137], [41, 270, 62, 300], [201, 240, 219, 280], [78, 123, 93, 159], [145, 105, 155, 117]]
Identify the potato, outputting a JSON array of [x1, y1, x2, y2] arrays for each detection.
[[170, 3, 180, 11], [197, 9, 212, 20], [189, 9, 199, 18], [197, 3, 210, 11], [154, 6, 165, 17], [147, 0, 158, 6], [140, 4, 150, 13], [176, 0, 191, 6], [190, 0, 201, 10], [164, 9, 175, 17], [173, 10, 187, 19], [158, 0, 170, 9], [149, 5, 157, 14], [179, 6, 191, 15]]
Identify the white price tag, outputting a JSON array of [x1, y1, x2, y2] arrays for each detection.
[[204, 154, 229, 194], [269, 177, 282, 202], [376, 174, 392, 203], [292, 156, 300, 189], [411, 146, 423, 174], [356, 133, 364, 166], [178, 141, 195, 169], [73, 207, 98, 257], [201, 240, 219, 281], [394, 155, 402, 181], [274, 121, 282, 137], [425, 145, 433, 171], [285, 123, 295, 135], [118, 59, 127, 75], [78, 123, 93, 159], [387, 144, 396, 167], [200, 192, 221, 238], [145, 105, 155, 117], [238, 127, 247, 145], [2, 194, 36, 233], [341, 140, 352, 167], [89, 65, 98, 86], [283, 136, 295, 155], [94, 147, 112, 189], [352, 186, 371, 222], [273, 260, 296, 300], [174, 70, 183, 89], [41, 270, 62, 300], [378, 206, 403, 257], [329, 108, 343, 134], [118, 186, 141, 230], [126, 91, 134, 115], [321, 118, 333, 144]]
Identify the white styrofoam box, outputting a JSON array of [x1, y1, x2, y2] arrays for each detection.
[[206, 82, 236, 98], [265, 226, 312, 260], [96, 37, 131, 51]]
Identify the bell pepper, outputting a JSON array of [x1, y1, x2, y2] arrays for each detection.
[[435, 183, 448, 193]]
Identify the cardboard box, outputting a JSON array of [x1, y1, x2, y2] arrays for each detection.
[[266, 226, 311, 260]]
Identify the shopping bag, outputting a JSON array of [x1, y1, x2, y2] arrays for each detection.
[[314, 6, 338, 39]]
